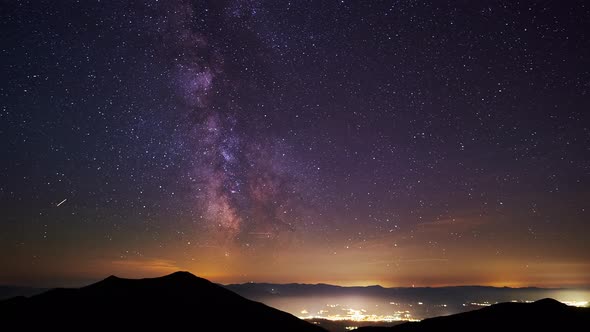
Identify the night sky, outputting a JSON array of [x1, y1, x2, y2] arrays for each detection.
[[2, 0, 589, 288]]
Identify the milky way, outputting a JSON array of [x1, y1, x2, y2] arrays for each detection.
[[147, 0, 310, 244]]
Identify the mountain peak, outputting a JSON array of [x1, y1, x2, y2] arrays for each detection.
[[166, 271, 197, 278], [99, 271, 198, 284], [533, 298, 567, 308], [1, 272, 326, 331], [159, 271, 204, 283]]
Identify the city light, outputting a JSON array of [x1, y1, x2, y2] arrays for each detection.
[[298, 303, 418, 322]]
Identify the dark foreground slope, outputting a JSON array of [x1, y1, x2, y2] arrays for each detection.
[[0, 271, 325, 332], [357, 298, 590, 332]]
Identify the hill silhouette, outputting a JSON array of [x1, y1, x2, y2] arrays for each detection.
[[0, 271, 326, 331], [357, 298, 590, 331], [0, 285, 46, 300]]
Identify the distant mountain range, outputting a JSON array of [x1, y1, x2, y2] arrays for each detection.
[[2, 273, 589, 332], [0, 271, 326, 331], [356, 298, 590, 331], [226, 282, 577, 301]]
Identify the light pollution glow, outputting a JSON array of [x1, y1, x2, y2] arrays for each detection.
[[1, 231, 589, 288]]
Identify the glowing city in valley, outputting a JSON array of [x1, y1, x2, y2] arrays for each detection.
[[285, 295, 590, 330], [298, 304, 417, 322], [227, 286, 590, 326], [295, 298, 590, 323], [562, 301, 589, 307]]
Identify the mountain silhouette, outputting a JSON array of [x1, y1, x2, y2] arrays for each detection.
[[357, 298, 590, 331], [0, 285, 46, 300], [0, 271, 326, 331]]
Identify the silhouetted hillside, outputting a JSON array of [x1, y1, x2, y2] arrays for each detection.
[[0, 286, 46, 300], [356, 298, 590, 331], [0, 271, 326, 331]]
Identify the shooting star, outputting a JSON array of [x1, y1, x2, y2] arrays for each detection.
[[56, 198, 67, 207]]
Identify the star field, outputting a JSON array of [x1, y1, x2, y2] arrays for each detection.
[[1, 0, 589, 287]]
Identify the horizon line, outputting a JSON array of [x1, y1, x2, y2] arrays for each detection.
[[2, 271, 590, 290]]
